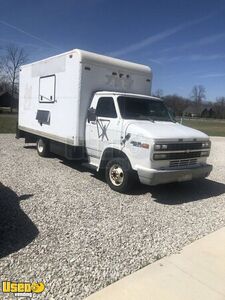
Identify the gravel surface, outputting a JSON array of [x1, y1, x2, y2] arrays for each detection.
[[0, 134, 225, 300]]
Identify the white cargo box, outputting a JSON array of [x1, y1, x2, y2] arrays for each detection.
[[19, 49, 152, 146]]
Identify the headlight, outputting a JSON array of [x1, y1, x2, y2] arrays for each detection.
[[153, 153, 168, 160], [154, 144, 168, 151], [202, 141, 211, 148], [154, 144, 161, 150]]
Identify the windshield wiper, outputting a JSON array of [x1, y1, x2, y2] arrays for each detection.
[[146, 117, 155, 123], [154, 118, 175, 123], [135, 115, 155, 122]]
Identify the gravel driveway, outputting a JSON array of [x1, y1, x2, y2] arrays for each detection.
[[0, 134, 225, 299]]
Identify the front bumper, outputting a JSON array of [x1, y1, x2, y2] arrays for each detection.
[[137, 164, 213, 186]]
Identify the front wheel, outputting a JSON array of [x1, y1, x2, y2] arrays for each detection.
[[37, 138, 49, 157], [105, 158, 135, 193]]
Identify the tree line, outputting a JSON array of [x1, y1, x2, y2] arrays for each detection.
[[153, 86, 225, 119]]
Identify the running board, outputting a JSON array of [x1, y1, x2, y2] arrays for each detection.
[[82, 162, 98, 171]]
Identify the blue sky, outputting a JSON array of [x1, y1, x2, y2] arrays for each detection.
[[0, 0, 224, 100]]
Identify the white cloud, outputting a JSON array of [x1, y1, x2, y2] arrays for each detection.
[[161, 32, 225, 53], [198, 73, 225, 78], [0, 37, 51, 49], [148, 58, 163, 65], [0, 20, 60, 50], [108, 13, 216, 57], [148, 53, 225, 64], [189, 54, 225, 61]]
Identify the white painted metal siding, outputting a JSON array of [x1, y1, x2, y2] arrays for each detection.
[[19, 49, 152, 146]]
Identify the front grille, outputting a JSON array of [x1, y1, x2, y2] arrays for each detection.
[[160, 142, 203, 151], [169, 158, 197, 168], [153, 141, 211, 161], [166, 151, 201, 159]]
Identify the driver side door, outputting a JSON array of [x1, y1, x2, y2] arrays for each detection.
[[85, 96, 121, 160]]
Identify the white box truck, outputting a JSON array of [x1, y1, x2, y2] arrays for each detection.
[[17, 49, 212, 192]]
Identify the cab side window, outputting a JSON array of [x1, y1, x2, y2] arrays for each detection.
[[95, 97, 117, 118]]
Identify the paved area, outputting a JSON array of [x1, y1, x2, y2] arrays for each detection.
[[0, 135, 225, 299], [86, 227, 225, 300]]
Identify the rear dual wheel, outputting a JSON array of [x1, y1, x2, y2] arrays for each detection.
[[37, 138, 50, 157]]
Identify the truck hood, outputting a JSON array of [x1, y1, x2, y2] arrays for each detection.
[[124, 120, 209, 141]]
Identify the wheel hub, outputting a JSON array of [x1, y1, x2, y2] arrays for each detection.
[[38, 140, 44, 153], [109, 164, 124, 186]]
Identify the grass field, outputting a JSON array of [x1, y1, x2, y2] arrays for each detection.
[[0, 114, 225, 136], [182, 118, 225, 137], [0, 114, 18, 133]]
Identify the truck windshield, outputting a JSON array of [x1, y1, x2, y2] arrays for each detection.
[[117, 96, 174, 122]]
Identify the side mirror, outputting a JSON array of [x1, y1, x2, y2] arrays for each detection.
[[87, 107, 96, 122]]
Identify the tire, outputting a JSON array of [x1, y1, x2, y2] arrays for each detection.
[[105, 158, 135, 193], [37, 138, 49, 157]]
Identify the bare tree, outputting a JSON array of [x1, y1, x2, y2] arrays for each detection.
[[0, 79, 11, 93], [1, 44, 28, 112], [214, 97, 225, 119], [191, 85, 206, 107], [163, 94, 191, 116]]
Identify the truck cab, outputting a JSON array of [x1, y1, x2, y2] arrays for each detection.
[[85, 91, 212, 192]]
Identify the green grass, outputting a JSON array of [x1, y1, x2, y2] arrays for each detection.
[[182, 118, 225, 137], [0, 114, 18, 133], [0, 113, 224, 137]]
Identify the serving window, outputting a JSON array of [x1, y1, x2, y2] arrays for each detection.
[[39, 75, 56, 103]]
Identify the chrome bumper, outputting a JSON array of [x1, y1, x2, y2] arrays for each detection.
[[137, 164, 213, 186]]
